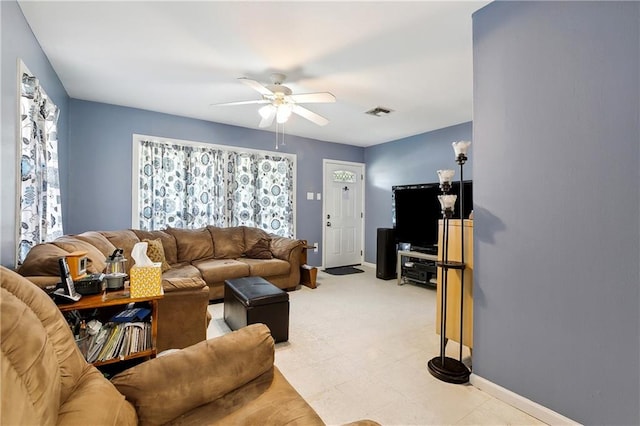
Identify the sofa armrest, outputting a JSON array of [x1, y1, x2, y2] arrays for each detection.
[[270, 236, 304, 261], [110, 324, 274, 425], [20, 275, 60, 289], [156, 277, 210, 352], [161, 276, 206, 293]]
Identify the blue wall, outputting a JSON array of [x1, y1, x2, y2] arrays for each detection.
[[67, 99, 363, 266], [473, 2, 639, 424], [363, 122, 473, 264], [0, 0, 69, 268]]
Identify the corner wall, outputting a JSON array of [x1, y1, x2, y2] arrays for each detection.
[[472, 2, 639, 424], [363, 122, 473, 265]]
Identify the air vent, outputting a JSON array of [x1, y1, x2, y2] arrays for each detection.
[[365, 106, 393, 117]]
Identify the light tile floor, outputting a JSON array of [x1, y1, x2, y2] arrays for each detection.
[[207, 265, 546, 426]]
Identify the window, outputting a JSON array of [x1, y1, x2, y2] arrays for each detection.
[[133, 135, 296, 237], [17, 60, 63, 265], [332, 170, 356, 183]]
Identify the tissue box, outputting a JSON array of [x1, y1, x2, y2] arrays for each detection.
[[129, 263, 163, 298]]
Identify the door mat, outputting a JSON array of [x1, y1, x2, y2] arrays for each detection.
[[323, 266, 365, 276]]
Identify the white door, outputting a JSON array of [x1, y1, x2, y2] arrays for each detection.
[[323, 160, 364, 269]]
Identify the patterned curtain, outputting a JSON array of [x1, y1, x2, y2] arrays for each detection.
[[17, 68, 63, 264], [227, 152, 294, 237], [137, 139, 295, 237], [138, 141, 226, 230]]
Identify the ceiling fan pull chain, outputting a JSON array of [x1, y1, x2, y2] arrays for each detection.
[[281, 122, 286, 147], [274, 122, 286, 150]]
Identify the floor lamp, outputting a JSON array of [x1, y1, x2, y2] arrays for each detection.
[[427, 141, 471, 384]]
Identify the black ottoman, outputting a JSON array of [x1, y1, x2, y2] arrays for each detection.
[[223, 276, 290, 342]]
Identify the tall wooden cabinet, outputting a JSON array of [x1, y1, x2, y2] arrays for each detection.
[[436, 219, 473, 348]]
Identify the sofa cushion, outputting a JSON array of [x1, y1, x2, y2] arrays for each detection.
[[57, 368, 137, 425], [166, 227, 214, 263], [238, 258, 290, 278], [111, 324, 275, 425], [131, 229, 178, 265], [143, 239, 171, 272], [17, 243, 69, 276], [52, 236, 107, 274], [1, 268, 94, 423], [171, 367, 325, 426], [244, 238, 273, 259], [243, 226, 272, 252], [161, 264, 202, 281], [74, 231, 118, 257], [208, 226, 245, 259], [270, 236, 304, 261], [192, 259, 250, 284], [2, 268, 138, 426]]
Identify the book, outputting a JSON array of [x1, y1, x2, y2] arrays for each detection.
[[98, 324, 120, 361], [109, 325, 126, 360], [118, 330, 131, 358], [110, 307, 151, 323], [87, 323, 112, 363], [124, 322, 146, 354], [94, 324, 116, 362]]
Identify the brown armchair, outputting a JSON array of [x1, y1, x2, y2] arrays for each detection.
[[0, 267, 379, 425]]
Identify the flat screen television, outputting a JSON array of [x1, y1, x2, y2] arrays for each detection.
[[392, 181, 472, 254]]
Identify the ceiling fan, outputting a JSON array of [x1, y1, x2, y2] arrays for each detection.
[[211, 73, 335, 128]]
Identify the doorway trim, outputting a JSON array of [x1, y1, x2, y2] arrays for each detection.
[[322, 159, 366, 269]]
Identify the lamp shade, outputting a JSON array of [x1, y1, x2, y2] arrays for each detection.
[[437, 169, 455, 185], [452, 141, 471, 157], [437, 194, 457, 212]]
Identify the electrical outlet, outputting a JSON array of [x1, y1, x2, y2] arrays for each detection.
[[313, 242, 318, 253]]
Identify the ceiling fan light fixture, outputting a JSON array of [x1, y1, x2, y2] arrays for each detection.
[[259, 104, 276, 119], [276, 104, 293, 124], [219, 74, 333, 128]]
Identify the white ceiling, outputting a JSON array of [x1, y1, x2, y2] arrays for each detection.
[[18, 1, 490, 147]]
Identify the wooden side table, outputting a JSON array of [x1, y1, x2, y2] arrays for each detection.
[[300, 241, 318, 289], [58, 289, 163, 368]]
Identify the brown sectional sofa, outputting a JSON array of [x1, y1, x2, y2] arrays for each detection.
[[17, 225, 305, 351], [158, 225, 306, 300], [1, 267, 380, 426]]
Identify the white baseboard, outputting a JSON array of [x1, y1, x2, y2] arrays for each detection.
[[470, 374, 581, 426]]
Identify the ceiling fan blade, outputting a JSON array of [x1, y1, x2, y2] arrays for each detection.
[[292, 105, 329, 126], [288, 92, 336, 104], [238, 77, 274, 96], [258, 105, 276, 128], [210, 99, 270, 107]]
